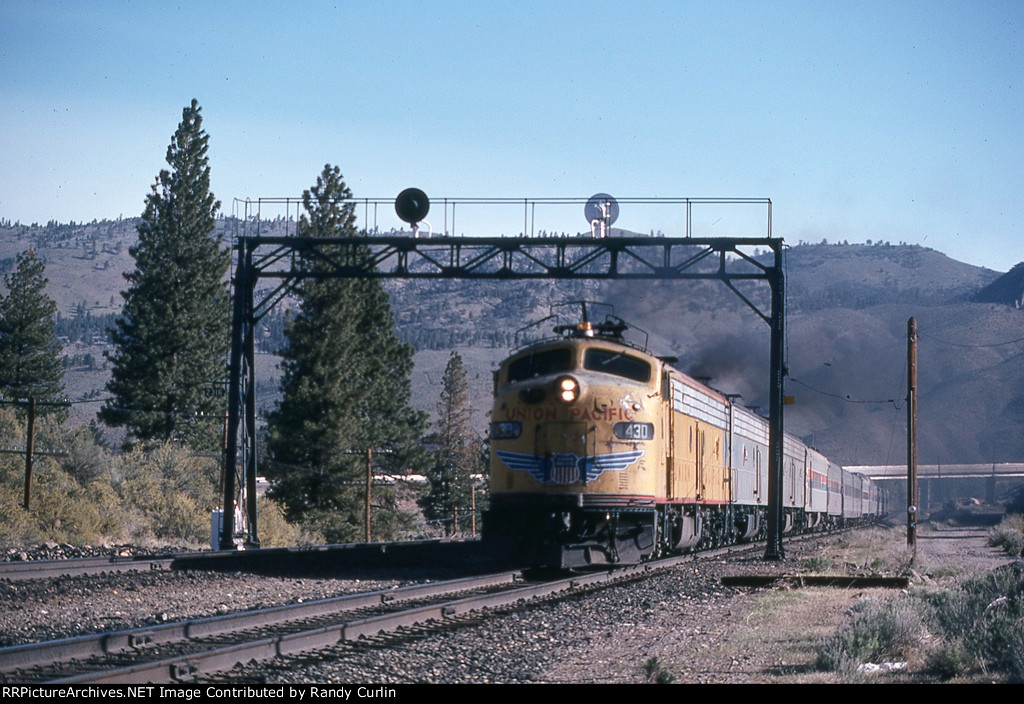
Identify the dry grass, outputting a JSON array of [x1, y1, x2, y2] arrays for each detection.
[[727, 588, 870, 683], [989, 515, 1024, 557], [655, 525, 1019, 683], [804, 528, 1022, 683], [800, 527, 918, 578]]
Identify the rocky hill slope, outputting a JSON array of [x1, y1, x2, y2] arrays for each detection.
[[1, 219, 1021, 466]]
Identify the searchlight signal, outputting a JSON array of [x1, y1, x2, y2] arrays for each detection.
[[584, 193, 619, 238], [395, 188, 431, 237]]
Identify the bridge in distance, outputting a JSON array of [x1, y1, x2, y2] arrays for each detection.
[[848, 463, 1024, 509]]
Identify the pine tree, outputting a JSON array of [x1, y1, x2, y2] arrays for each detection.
[[0, 249, 64, 407], [266, 164, 427, 542], [100, 99, 229, 448], [420, 350, 483, 535]]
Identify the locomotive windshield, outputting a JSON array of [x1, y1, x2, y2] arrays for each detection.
[[584, 348, 651, 382], [507, 347, 573, 383]]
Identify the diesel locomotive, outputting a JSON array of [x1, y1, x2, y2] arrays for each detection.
[[483, 303, 885, 569]]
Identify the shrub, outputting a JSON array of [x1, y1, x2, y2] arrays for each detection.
[[0, 417, 247, 548], [1006, 485, 1024, 515], [802, 555, 834, 572], [1009, 619, 1024, 683], [922, 563, 1024, 678], [821, 563, 1024, 681], [116, 443, 219, 546], [256, 496, 321, 547], [643, 657, 676, 684], [818, 597, 926, 673], [924, 640, 977, 679], [0, 487, 42, 546], [0, 450, 121, 546], [989, 516, 1024, 557]]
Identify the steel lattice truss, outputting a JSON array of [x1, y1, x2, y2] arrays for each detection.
[[221, 235, 788, 558]]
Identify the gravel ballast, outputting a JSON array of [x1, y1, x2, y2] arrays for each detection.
[[1, 527, 1015, 683]]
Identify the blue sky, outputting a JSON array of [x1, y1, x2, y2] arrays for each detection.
[[2, 0, 1021, 271]]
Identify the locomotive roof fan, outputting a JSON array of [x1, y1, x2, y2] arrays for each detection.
[[585, 193, 619, 238], [395, 187, 431, 237]]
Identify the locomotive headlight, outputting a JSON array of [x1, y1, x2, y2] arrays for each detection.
[[556, 376, 580, 402]]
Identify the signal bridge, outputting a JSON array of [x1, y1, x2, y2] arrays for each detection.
[[221, 193, 789, 559]]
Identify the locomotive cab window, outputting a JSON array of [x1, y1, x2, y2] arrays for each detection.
[[507, 347, 573, 383], [583, 348, 651, 383]]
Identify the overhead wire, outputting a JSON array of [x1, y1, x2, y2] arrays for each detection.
[[919, 332, 1024, 348], [884, 350, 908, 468], [787, 376, 902, 408]]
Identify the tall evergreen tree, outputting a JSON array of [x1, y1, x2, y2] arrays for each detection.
[[100, 99, 229, 448], [266, 164, 427, 542], [0, 249, 64, 407], [420, 350, 482, 535]]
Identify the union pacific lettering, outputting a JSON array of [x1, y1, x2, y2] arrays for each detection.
[[504, 406, 559, 421], [569, 406, 634, 422], [502, 406, 636, 422]]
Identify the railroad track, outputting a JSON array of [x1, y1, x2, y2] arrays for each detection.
[[0, 544, 748, 684], [0, 539, 488, 582], [0, 553, 181, 581], [0, 569, 526, 683], [1, 530, 858, 683]]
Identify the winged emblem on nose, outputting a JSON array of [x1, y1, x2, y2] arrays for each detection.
[[496, 449, 644, 485]]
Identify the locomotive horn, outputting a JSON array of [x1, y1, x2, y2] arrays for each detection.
[[395, 188, 430, 224]]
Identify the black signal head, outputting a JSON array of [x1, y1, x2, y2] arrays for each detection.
[[395, 188, 430, 224]]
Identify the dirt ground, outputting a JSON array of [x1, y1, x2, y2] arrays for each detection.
[[687, 523, 1015, 684], [720, 524, 1011, 683], [543, 520, 1017, 684]]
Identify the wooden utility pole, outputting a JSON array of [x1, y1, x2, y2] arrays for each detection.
[[13, 396, 70, 511], [365, 448, 373, 543], [23, 397, 36, 510], [471, 482, 477, 537], [907, 317, 918, 557]]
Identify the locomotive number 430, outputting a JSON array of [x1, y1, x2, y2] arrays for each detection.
[[613, 422, 654, 440]]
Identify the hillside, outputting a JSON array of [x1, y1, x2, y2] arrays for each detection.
[[975, 262, 1024, 307], [1, 219, 1022, 466], [781, 242, 997, 310]]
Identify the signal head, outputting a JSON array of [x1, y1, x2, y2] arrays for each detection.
[[395, 188, 430, 224], [584, 193, 619, 226]]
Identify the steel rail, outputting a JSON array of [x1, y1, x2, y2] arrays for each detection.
[[0, 554, 179, 581], [7, 533, 848, 683], [51, 560, 683, 684], [0, 570, 522, 678], [0, 538, 478, 582]]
